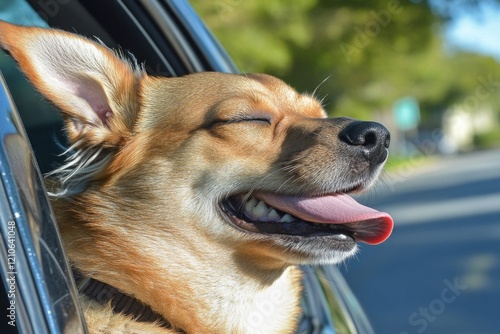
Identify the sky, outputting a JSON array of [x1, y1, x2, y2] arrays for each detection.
[[444, 2, 500, 61]]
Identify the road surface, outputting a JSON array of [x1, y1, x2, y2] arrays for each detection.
[[340, 149, 500, 334]]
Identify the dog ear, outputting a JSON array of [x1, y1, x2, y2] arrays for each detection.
[[0, 21, 142, 148]]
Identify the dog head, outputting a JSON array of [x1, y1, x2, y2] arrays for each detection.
[[0, 21, 393, 268]]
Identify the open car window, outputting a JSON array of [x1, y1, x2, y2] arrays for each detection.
[[0, 73, 87, 333]]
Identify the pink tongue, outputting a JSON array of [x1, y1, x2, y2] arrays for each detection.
[[258, 193, 393, 245]]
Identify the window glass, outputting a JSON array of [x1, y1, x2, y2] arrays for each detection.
[[1, 0, 48, 27], [0, 0, 60, 126], [0, 0, 65, 173]]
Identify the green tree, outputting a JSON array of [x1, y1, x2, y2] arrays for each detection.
[[190, 0, 500, 128]]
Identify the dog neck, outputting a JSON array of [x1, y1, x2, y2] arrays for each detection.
[[54, 197, 303, 333], [73, 269, 179, 330]]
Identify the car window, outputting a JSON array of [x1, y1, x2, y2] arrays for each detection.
[[0, 4, 86, 332], [0, 62, 87, 334], [0, 1, 66, 174], [0, 1, 47, 26]]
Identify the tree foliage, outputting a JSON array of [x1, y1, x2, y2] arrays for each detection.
[[190, 0, 500, 126]]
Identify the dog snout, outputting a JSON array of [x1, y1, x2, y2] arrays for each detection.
[[339, 121, 390, 165]]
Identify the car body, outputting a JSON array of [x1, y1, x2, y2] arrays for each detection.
[[0, 1, 375, 333]]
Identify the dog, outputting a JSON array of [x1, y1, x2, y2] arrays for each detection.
[[0, 21, 393, 333]]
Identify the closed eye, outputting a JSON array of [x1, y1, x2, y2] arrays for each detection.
[[213, 113, 273, 126], [236, 116, 272, 125]]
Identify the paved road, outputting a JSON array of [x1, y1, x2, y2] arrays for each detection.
[[340, 149, 500, 334]]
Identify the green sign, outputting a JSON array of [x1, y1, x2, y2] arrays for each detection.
[[393, 97, 420, 131]]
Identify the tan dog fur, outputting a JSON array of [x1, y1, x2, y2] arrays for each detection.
[[0, 21, 389, 333]]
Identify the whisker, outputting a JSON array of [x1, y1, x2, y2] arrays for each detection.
[[311, 75, 331, 100]]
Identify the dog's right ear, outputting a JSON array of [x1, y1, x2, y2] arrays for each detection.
[[0, 21, 142, 148]]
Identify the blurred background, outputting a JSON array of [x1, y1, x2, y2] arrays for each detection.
[[190, 1, 500, 333], [191, 0, 500, 158]]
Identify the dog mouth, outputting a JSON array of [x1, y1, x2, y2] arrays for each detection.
[[221, 192, 393, 245]]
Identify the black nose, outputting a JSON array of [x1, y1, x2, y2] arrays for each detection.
[[339, 121, 390, 164]]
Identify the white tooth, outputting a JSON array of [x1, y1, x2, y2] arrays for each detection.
[[279, 214, 294, 223], [267, 209, 281, 221], [244, 197, 258, 214], [252, 201, 269, 218]]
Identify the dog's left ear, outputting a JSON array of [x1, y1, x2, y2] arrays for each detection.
[[0, 21, 142, 148]]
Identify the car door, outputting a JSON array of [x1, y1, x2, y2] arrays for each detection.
[[0, 72, 87, 334]]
